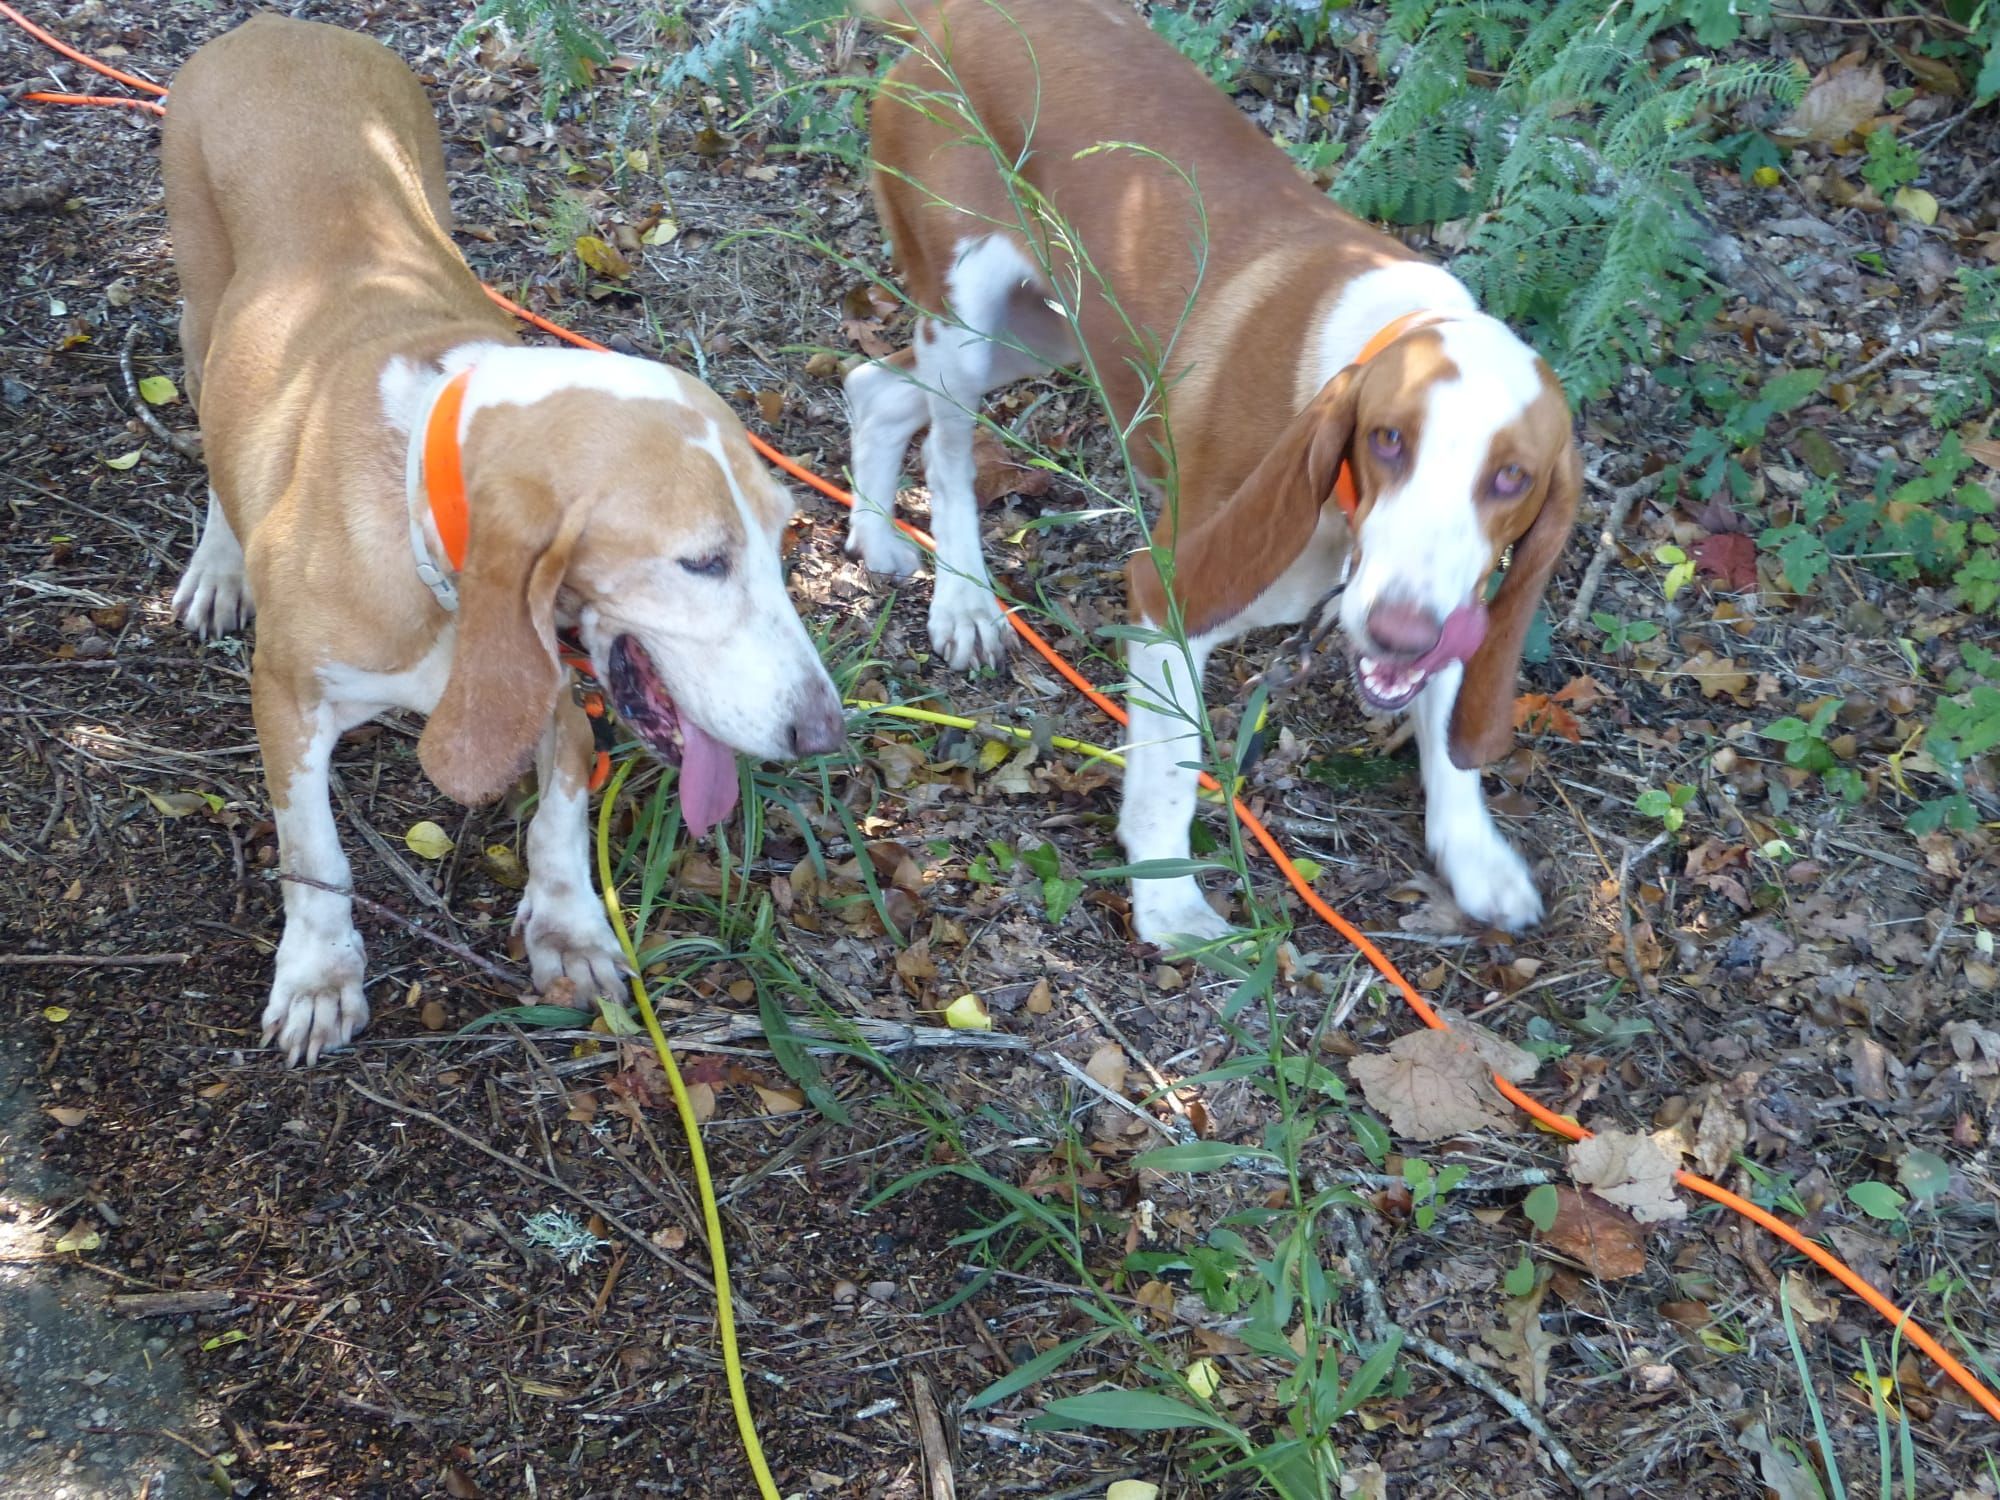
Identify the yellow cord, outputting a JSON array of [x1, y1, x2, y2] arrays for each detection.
[[852, 699, 1127, 766], [593, 761, 780, 1500]]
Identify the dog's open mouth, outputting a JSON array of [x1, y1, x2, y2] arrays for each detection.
[[1351, 655, 1433, 714], [1349, 602, 1492, 716], [606, 634, 739, 836]]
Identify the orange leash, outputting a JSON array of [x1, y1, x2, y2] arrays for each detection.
[[15, 10, 2000, 1426]]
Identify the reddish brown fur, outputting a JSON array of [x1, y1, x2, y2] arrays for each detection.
[[866, 0, 1578, 767]]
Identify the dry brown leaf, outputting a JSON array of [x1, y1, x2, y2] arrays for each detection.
[[1567, 1130, 1686, 1224], [1778, 58, 1885, 143], [1347, 1022, 1536, 1142], [1541, 1187, 1647, 1279], [1691, 1087, 1748, 1178], [1084, 1041, 1129, 1095], [1943, 1020, 2000, 1078], [753, 1084, 805, 1115], [1782, 1271, 1836, 1326], [45, 1106, 89, 1127], [1679, 650, 1751, 700], [1481, 1281, 1558, 1404], [1025, 977, 1054, 1014]]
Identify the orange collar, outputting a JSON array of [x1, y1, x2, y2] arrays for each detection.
[[1332, 310, 1449, 519], [406, 367, 473, 610]]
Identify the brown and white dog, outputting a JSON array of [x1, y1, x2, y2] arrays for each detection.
[[163, 17, 844, 1062], [845, 0, 1579, 943]]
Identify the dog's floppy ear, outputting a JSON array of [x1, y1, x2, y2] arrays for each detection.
[[1129, 366, 1359, 637], [419, 480, 587, 805], [1447, 438, 1580, 769]]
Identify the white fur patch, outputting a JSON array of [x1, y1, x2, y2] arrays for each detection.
[[1299, 262, 1478, 405], [379, 342, 699, 438]]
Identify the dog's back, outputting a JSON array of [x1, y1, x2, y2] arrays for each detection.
[[162, 16, 507, 544]]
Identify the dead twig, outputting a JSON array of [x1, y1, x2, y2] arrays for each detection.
[[909, 1370, 957, 1500], [1331, 1202, 1588, 1492], [1562, 470, 1665, 636], [1831, 301, 1955, 388], [118, 324, 203, 462]]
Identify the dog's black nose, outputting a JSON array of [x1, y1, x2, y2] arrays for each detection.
[[788, 691, 845, 758]]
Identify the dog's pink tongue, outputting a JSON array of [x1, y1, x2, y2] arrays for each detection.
[[1410, 602, 1489, 673], [676, 719, 739, 837]]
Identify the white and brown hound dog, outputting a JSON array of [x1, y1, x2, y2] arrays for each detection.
[[163, 17, 843, 1062], [845, 0, 1579, 944]]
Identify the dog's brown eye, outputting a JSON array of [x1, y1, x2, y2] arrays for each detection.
[[679, 552, 729, 578], [1371, 427, 1403, 459], [1493, 464, 1529, 498]]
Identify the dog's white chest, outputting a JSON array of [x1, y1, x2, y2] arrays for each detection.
[[317, 628, 456, 718]]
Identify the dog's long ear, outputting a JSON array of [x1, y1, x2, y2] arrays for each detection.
[[1129, 367, 1359, 637], [1447, 438, 1580, 769], [419, 480, 586, 805]]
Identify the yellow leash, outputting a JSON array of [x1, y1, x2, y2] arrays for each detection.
[[856, 699, 1126, 765], [593, 761, 780, 1500]]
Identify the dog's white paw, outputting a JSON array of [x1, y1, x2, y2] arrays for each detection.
[[1131, 876, 1235, 949], [517, 884, 628, 1004], [846, 510, 923, 579], [1434, 824, 1543, 932], [928, 572, 1009, 671], [174, 528, 254, 638], [262, 922, 369, 1065]]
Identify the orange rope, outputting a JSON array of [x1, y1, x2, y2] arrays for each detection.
[[1, 0, 165, 95], [17, 8, 2000, 1427], [20, 90, 162, 112]]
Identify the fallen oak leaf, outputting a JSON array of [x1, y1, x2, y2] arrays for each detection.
[[574, 234, 632, 279], [1678, 650, 1750, 701], [1776, 54, 1884, 144], [1539, 1186, 1646, 1279], [1512, 693, 1582, 743], [1695, 532, 1758, 591], [1479, 1280, 1558, 1404], [1347, 1020, 1537, 1142], [1566, 1129, 1687, 1224]]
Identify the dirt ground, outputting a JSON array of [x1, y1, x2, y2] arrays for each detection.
[[3, 2, 1998, 1497]]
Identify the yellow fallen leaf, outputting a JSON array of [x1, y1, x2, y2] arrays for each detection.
[[1106, 1484, 1161, 1500], [1752, 165, 1782, 189], [1185, 1357, 1221, 1399], [1893, 186, 1939, 224], [55, 1226, 101, 1253], [404, 820, 454, 859], [137, 374, 179, 405], [624, 148, 649, 173], [943, 993, 993, 1031], [642, 218, 679, 246], [103, 450, 144, 471], [143, 788, 210, 818], [574, 234, 632, 279], [977, 737, 1011, 773], [43, 1006, 70, 1023]]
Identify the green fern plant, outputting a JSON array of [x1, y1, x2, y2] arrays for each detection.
[[1333, 0, 1804, 399], [461, 0, 611, 116], [662, 0, 848, 110], [1937, 266, 2000, 429]]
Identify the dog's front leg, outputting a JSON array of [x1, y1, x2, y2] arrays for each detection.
[[257, 677, 369, 1065], [515, 696, 628, 1007], [1413, 664, 1542, 930], [1119, 629, 1235, 945]]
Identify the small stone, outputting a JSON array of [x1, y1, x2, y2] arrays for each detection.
[[864, 1280, 898, 1305], [831, 1280, 859, 1306], [1152, 964, 1185, 992]]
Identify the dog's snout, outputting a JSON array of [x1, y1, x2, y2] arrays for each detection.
[[788, 689, 846, 759], [1364, 598, 1442, 659]]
